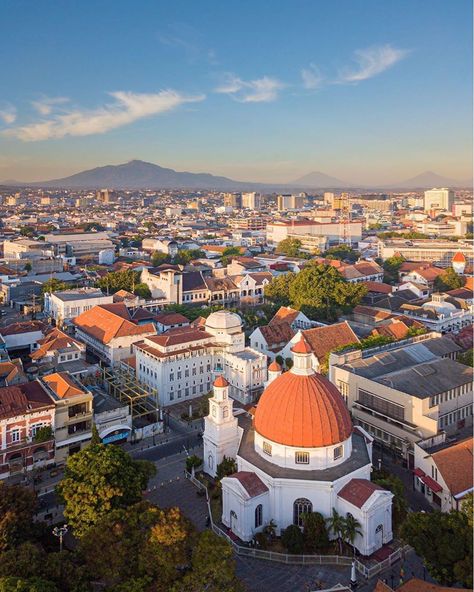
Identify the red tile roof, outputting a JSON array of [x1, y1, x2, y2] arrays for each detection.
[[300, 322, 359, 360], [227, 472, 268, 498], [0, 382, 53, 419], [431, 436, 473, 497], [42, 372, 89, 399], [337, 479, 385, 508]]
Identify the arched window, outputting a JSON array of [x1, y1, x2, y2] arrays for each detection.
[[255, 504, 263, 528], [293, 498, 312, 527], [208, 454, 213, 470]]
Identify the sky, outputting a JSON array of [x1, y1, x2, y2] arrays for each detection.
[[0, 0, 472, 184]]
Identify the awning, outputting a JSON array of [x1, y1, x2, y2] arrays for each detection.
[[421, 475, 443, 493], [413, 467, 425, 478]]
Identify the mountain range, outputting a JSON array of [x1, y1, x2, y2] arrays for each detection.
[[1, 160, 470, 190]]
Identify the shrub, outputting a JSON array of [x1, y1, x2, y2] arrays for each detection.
[[281, 524, 304, 554]]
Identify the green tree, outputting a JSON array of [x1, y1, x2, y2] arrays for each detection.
[[41, 279, 69, 296], [264, 272, 295, 307], [323, 244, 360, 263], [151, 251, 169, 267], [0, 484, 37, 551], [461, 491, 473, 528], [133, 283, 151, 299], [343, 513, 362, 555], [457, 349, 473, 367], [221, 247, 242, 266], [96, 270, 141, 295], [56, 443, 155, 537], [90, 424, 101, 446], [326, 508, 345, 554], [382, 255, 405, 284], [401, 510, 472, 587], [216, 456, 237, 480], [276, 239, 304, 258], [24, 263, 32, 273], [372, 472, 407, 531], [433, 267, 466, 292], [19, 226, 35, 237], [175, 249, 205, 265], [0, 577, 58, 592], [185, 455, 203, 472], [288, 264, 366, 321], [176, 530, 242, 592], [32, 426, 53, 443], [281, 524, 304, 554], [302, 512, 329, 553]]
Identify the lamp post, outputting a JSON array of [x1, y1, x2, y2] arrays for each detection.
[[52, 524, 68, 552]]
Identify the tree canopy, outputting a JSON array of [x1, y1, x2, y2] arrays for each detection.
[[56, 442, 155, 537], [322, 244, 360, 263], [276, 238, 306, 258], [433, 267, 466, 292], [0, 483, 37, 552], [221, 247, 242, 266], [41, 279, 70, 296], [382, 255, 405, 284], [96, 269, 151, 298]]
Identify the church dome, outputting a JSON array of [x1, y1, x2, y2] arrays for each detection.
[[254, 337, 352, 448], [205, 310, 242, 331]]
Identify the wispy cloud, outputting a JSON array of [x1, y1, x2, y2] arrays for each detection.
[[216, 74, 285, 103], [0, 104, 17, 125], [4, 90, 205, 141], [301, 64, 324, 90], [31, 96, 70, 116], [339, 44, 409, 83], [158, 23, 218, 65]]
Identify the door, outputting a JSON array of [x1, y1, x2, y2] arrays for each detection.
[[375, 524, 383, 549]]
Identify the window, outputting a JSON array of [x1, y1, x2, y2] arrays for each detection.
[[263, 441, 272, 456], [293, 498, 312, 527], [223, 408, 229, 418], [295, 451, 310, 464], [169, 373, 174, 382], [11, 429, 20, 443], [255, 504, 263, 528], [358, 389, 405, 421], [334, 445, 343, 460]]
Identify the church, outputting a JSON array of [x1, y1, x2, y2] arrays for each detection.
[[203, 336, 393, 556]]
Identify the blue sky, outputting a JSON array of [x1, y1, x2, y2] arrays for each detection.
[[0, 0, 472, 183]]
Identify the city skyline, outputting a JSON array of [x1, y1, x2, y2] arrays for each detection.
[[0, 0, 472, 184]]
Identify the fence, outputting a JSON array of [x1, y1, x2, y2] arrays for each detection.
[[185, 471, 407, 578]]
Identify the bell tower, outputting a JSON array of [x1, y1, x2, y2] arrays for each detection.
[[203, 375, 239, 477]]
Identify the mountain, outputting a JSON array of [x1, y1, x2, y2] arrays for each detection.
[[384, 170, 466, 189], [23, 160, 256, 190], [291, 171, 352, 188]]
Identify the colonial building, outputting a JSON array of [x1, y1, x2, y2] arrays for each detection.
[[30, 328, 94, 377], [329, 333, 472, 467], [399, 292, 473, 334], [44, 288, 114, 326], [134, 310, 267, 406], [203, 338, 393, 555], [73, 303, 155, 365]]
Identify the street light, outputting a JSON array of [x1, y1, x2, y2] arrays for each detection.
[[52, 524, 68, 552]]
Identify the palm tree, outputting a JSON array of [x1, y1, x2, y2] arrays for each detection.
[[326, 508, 345, 554], [343, 513, 363, 555]]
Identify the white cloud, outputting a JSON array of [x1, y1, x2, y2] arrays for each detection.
[[339, 44, 409, 83], [301, 64, 324, 90], [0, 105, 17, 125], [4, 90, 205, 141], [31, 96, 70, 116], [216, 74, 284, 103]]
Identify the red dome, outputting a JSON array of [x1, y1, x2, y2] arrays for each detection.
[[268, 361, 282, 372], [213, 375, 229, 388], [254, 372, 352, 448], [452, 252, 466, 263]]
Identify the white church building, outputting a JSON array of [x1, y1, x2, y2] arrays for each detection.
[[203, 337, 393, 556]]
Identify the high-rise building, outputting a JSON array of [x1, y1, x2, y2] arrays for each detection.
[[424, 188, 455, 212], [277, 194, 305, 211], [223, 192, 242, 208], [241, 192, 261, 210], [96, 188, 114, 204], [323, 192, 335, 205]]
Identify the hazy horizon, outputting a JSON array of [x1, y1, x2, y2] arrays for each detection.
[[0, 0, 472, 184]]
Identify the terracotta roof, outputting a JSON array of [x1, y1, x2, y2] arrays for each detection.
[[42, 372, 89, 399], [268, 361, 282, 372], [269, 306, 301, 325], [0, 382, 53, 419], [337, 479, 385, 508], [254, 371, 352, 447], [372, 319, 410, 340], [398, 578, 471, 592], [259, 322, 295, 348], [452, 251, 467, 263], [73, 303, 155, 344], [0, 360, 23, 383], [1, 320, 46, 336], [31, 328, 83, 361], [363, 281, 393, 294], [227, 471, 269, 498], [300, 322, 359, 361], [146, 328, 212, 348], [154, 312, 189, 325], [413, 267, 444, 281], [214, 375, 229, 388], [291, 336, 312, 354], [431, 436, 473, 497]]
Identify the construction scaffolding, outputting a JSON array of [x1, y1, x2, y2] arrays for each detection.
[[102, 365, 160, 421]]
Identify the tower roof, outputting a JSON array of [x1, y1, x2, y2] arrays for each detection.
[[268, 360, 282, 372], [213, 375, 229, 388], [291, 335, 312, 354], [452, 251, 467, 263]]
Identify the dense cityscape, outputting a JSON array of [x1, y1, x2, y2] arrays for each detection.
[[0, 2, 472, 592]]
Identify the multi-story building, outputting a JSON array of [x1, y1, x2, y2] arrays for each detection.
[[73, 303, 156, 365], [241, 192, 262, 210], [266, 220, 362, 250], [228, 217, 267, 231], [141, 238, 179, 257], [41, 372, 93, 463], [44, 231, 114, 260], [329, 333, 472, 467], [44, 288, 114, 326], [424, 188, 455, 212], [223, 193, 242, 208], [413, 432, 473, 512], [134, 310, 267, 406], [377, 238, 474, 267], [3, 238, 54, 260], [0, 381, 56, 479], [277, 194, 305, 211], [399, 292, 473, 334]]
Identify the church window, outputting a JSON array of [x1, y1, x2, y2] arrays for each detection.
[[255, 504, 263, 528], [333, 445, 343, 460], [263, 441, 272, 456], [208, 454, 213, 469], [212, 406, 216, 417], [295, 451, 310, 464], [293, 498, 312, 527], [223, 408, 229, 418]]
